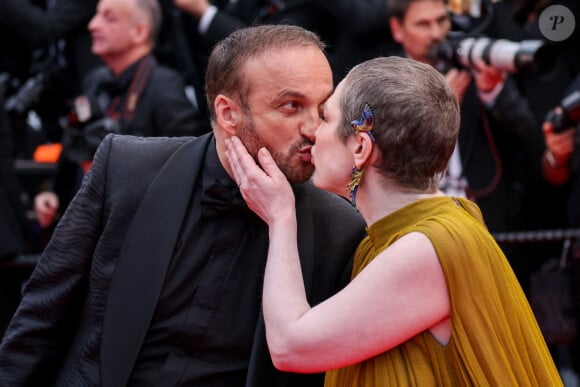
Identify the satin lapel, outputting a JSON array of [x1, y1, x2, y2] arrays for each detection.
[[293, 183, 315, 298], [100, 134, 212, 387], [246, 183, 315, 386]]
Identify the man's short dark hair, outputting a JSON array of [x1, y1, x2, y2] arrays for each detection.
[[388, 0, 446, 21]]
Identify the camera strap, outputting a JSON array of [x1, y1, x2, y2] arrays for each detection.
[[465, 102, 502, 200], [106, 55, 157, 123], [77, 56, 157, 174]]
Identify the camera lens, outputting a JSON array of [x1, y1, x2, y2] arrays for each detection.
[[439, 36, 555, 74]]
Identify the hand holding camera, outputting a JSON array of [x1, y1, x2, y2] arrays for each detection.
[[543, 91, 580, 179]]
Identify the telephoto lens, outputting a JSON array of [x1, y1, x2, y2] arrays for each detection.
[[433, 36, 555, 74]]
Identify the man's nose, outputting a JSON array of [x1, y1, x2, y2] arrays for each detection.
[[300, 109, 320, 142], [429, 23, 445, 40], [88, 15, 99, 31]]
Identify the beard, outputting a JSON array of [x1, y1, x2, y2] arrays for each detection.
[[237, 111, 314, 184]]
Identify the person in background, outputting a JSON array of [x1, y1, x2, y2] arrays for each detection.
[[34, 0, 203, 230], [481, 0, 579, 261], [387, 0, 547, 292], [542, 75, 580, 228], [0, 24, 365, 386], [540, 73, 580, 385], [226, 55, 561, 386]]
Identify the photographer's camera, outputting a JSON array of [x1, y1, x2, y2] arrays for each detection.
[[431, 33, 555, 74], [61, 95, 120, 164], [545, 91, 580, 172]]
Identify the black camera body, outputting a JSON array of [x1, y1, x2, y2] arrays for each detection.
[[546, 91, 580, 134], [61, 95, 120, 164], [3, 55, 64, 116], [4, 72, 46, 115], [431, 32, 554, 74], [545, 91, 580, 172]]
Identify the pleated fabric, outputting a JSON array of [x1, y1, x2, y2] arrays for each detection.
[[324, 197, 562, 387]]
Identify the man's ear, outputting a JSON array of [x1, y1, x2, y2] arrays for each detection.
[[214, 94, 242, 136], [390, 17, 404, 44], [131, 21, 151, 46]]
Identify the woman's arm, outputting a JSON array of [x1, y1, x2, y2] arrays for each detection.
[[264, 231, 450, 373], [226, 136, 450, 373]]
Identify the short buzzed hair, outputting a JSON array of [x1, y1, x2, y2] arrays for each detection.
[[338, 56, 460, 190]]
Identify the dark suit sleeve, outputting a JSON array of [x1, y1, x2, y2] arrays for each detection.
[[488, 77, 545, 177], [149, 66, 207, 137], [306, 189, 366, 303], [313, 0, 390, 36], [567, 74, 580, 95], [0, 134, 112, 385], [0, 0, 97, 48], [201, 11, 247, 48]]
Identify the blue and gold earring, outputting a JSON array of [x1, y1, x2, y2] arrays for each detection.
[[346, 103, 375, 207], [347, 166, 364, 207]]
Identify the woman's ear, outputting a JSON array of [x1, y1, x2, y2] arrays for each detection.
[[351, 133, 375, 169], [214, 94, 242, 136]]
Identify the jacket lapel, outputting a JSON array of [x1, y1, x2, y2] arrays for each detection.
[[100, 134, 212, 387], [294, 183, 315, 297], [245, 183, 315, 386]]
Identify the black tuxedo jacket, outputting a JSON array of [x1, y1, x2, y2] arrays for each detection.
[[0, 133, 366, 386]]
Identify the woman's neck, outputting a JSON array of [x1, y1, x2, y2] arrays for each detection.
[[355, 177, 443, 226]]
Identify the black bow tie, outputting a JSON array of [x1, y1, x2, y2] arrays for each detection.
[[200, 179, 249, 217]]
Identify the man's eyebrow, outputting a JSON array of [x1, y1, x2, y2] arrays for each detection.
[[270, 88, 334, 106], [272, 90, 307, 102]]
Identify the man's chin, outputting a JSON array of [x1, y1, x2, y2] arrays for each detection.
[[283, 162, 314, 184]]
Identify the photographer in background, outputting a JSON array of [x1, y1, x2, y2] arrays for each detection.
[[34, 0, 205, 230], [483, 0, 580, 124], [387, 0, 547, 292], [543, 75, 580, 229], [541, 74, 580, 381]]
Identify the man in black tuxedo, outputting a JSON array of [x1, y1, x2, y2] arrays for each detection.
[[0, 24, 366, 386]]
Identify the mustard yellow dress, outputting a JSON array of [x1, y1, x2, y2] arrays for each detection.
[[325, 197, 562, 386]]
